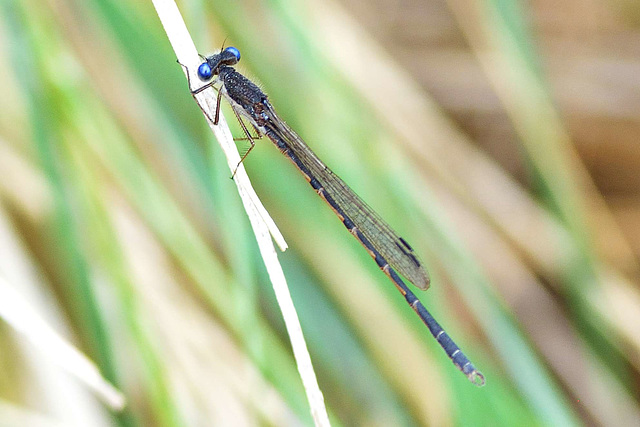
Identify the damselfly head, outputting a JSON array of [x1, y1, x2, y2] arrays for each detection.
[[198, 47, 241, 81]]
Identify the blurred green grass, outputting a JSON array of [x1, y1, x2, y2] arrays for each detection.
[[0, 0, 638, 425]]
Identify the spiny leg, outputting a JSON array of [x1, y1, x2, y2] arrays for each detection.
[[230, 107, 263, 178], [177, 60, 220, 125], [232, 122, 261, 142], [213, 87, 223, 125]]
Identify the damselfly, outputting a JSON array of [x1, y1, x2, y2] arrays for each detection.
[[183, 46, 484, 386]]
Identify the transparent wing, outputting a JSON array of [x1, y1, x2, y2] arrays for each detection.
[[263, 103, 430, 290]]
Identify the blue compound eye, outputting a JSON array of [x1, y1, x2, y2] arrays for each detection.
[[225, 46, 241, 62], [197, 62, 213, 81]]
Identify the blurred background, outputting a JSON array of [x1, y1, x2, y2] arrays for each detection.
[[0, 0, 639, 425]]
